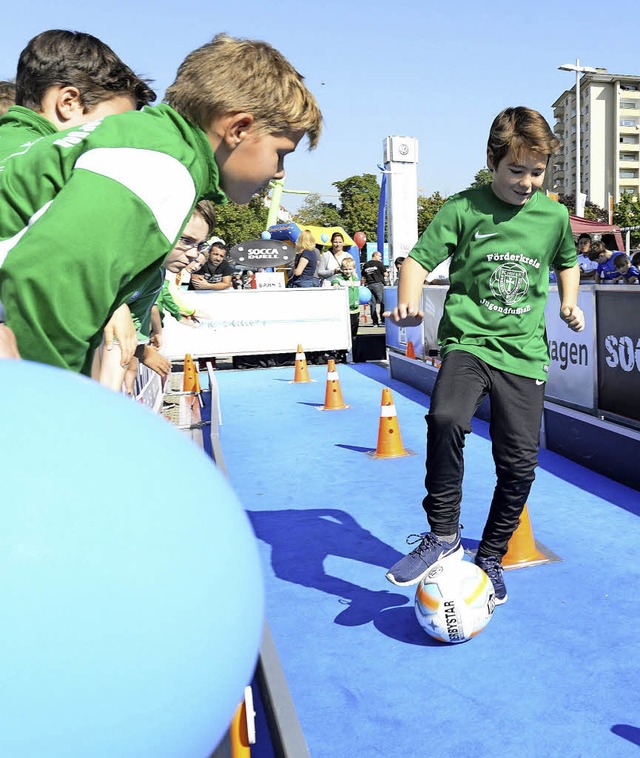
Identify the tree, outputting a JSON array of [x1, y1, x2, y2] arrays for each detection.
[[212, 190, 269, 247], [417, 191, 447, 235], [557, 194, 607, 222], [332, 173, 380, 242], [613, 193, 640, 248], [293, 192, 342, 228], [467, 168, 492, 189]]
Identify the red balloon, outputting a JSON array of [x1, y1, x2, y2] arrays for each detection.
[[354, 232, 367, 249]]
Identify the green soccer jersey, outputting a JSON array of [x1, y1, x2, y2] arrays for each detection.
[[409, 186, 576, 381], [0, 106, 57, 162], [0, 103, 227, 373]]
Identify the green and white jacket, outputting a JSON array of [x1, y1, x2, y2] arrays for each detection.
[[0, 106, 58, 162], [0, 103, 226, 373]]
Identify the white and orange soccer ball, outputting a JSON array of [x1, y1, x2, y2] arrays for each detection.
[[414, 560, 495, 644]]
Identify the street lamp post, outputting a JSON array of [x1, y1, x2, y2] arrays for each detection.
[[558, 59, 598, 215]]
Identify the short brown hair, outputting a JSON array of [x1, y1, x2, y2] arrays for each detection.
[[16, 30, 156, 111], [193, 199, 216, 237], [165, 33, 322, 148], [487, 106, 559, 168], [0, 80, 16, 117], [589, 240, 607, 261]]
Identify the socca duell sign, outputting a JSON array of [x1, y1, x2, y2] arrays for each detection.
[[227, 240, 294, 270]]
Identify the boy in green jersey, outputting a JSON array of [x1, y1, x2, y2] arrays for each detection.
[[385, 107, 584, 604], [0, 30, 155, 162], [0, 32, 322, 374]]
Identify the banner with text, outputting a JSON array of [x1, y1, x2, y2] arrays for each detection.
[[596, 287, 640, 424], [161, 288, 351, 359]]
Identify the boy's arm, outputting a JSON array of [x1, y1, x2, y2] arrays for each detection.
[[190, 274, 233, 290], [556, 264, 585, 332], [384, 256, 428, 326], [102, 303, 137, 367]]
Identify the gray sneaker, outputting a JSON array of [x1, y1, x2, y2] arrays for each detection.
[[386, 531, 464, 586]]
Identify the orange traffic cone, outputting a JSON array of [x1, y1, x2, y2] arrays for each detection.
[[502, 504, 549, 569], [371, 388, 410, 458], [182, 353, 198, 393], [405, 341, 416, 359], [321, 359, 348, 410], [230, 686, 255, 757], [292, 344, 311, 383]]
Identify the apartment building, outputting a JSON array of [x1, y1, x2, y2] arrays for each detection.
[[551, 69, 640, 209]]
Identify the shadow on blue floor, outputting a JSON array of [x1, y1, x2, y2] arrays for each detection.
[[611, 725, 640, 747], [247, 508, 410, 628]]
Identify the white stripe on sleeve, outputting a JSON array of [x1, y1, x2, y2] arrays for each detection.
[[75, 147, 197, 243]]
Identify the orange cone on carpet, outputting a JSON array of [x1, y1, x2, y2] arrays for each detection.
[[372, 388, 410, 458], [405, 341, 416, 359], [321, 359, 348, 410], [502, 504, 549, 569], [182, 353, 199, 393], [293, 344, 311, 383]]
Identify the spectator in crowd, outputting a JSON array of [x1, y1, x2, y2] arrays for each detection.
[[0, 30, 155, 161], [331, 256, 361, 342], [288, 229, 320, 287], [189, 239, 234, 291], [611, 254, 639, 285], [394, 256, 406, 283], [589, 241, 623, 284], [631, 251, 640, 270], [0, 81, 16, 118], [361, 251, 386, 325], [97, 201, 216, 391], [318, 232, 354, 287], [0, 32, 322, 374], [575, 233, 598, 282]]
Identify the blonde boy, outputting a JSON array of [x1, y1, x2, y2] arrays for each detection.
[[0, 33, 322, 373]]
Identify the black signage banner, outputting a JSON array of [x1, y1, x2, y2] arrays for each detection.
[[228, 240, 294, 270], [596, 288, 640, 423]]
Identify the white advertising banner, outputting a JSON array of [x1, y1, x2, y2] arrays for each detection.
[[543, 286, 597, 411], [161, 288, 351, 359]]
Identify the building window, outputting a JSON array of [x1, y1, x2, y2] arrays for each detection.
[[620, 135, 640, 144], [620, 153, 637, 161], [620, 169, 638, 178], [620, 118, 639, 127], [620, 100, 638, 110]]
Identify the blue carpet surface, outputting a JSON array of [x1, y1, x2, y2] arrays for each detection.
[[215, 364, 640, 758]]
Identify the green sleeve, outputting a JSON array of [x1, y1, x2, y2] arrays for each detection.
[[156, 280, 184, 321], [1, 171, 174, 372], [552, 212, 578, 270], [409, 197, 462, 272]]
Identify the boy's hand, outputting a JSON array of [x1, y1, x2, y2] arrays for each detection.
[[560, 305, 585, 332], [0, 324, 21, 359], [104, 304, 137, 366], [141, 344, 171, 378], [383, 304, 424, 327]]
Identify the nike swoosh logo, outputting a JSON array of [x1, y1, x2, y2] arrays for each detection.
[[474, 232, 498, 240], [535, 379, 545, 385]]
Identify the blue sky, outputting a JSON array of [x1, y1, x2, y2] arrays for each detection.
[[2, 0, 639, 214]]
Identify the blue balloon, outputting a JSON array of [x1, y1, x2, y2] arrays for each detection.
[[321, 233, 329, 243], [261, 230, 271, 239], [359, 286, 372, 304], [0, 361, 263, 757]]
